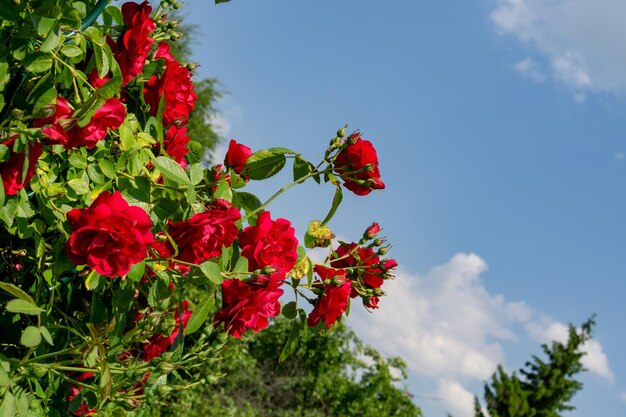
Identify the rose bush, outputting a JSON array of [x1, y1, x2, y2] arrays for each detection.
[[0, 0, 398, 415]]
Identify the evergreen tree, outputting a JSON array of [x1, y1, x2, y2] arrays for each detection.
[[474, 317, 595, 417]]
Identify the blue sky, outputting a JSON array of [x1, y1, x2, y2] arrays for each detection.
[[182, 0, 626, 415]]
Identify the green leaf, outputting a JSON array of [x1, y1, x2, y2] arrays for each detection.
[[279, 317, 303, 361], [233, 192, 262, 223], [60, 44, 83, 58], [97, 75, 121, 99], [293, 155, 312, 182], [27, 73, 56, 114], [92, 42, 109, 79], [153, 156, 191, 185], [20, 326, 42, 347], [321, 186, 343, 226], [282, 301, 297, 319], [215, 0, 231, 3], [189, 163, 203, 185], [0, 365, 10, 388], [68, 153, 87, 169], [267, 147, 295, 155], [242, 150, 287, 180], [103, 5, 123, 25], [0, 282, 35, 304], [15, 392, 27, 417], [5, 299, 44, 315], [68, 178, 89, 195], [0, 199, 19, 228], [98, 159, 116, 179], [127, 261, 145, 282], [232, 256, 248, 274], [0, 391, 16, 417], [185, 297, 214, 335], [24, 53, 53, 73], [213, 178, 232, 202], [85, 270, 102, 291], [112, 286, 134, 314], [40, 326, 54, 346], [199, 261, 223, 285], [40, 25, 61, 53], [32, 15, 56, 36]]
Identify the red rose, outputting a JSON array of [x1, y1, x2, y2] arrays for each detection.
[[112, 1, 156, 86], [144, 59, 196, 126], [0, 136, 43, 196], [162, 125, 190, 168], [331, 243, 384, 291], [87, 69, 110, 89], [307, 265, 352, 329], [333, 133, 385, 196], [166, 200, 241, 266], [154, 42, 174, 62], [66, 191, 154, 278], [142, 301, 192, 361], [214, 276, 284, 338], [67, 98, 126, 149], [224, 139, 253, 175], [239, 211, 298, 276], [33, 97, 74, 146]]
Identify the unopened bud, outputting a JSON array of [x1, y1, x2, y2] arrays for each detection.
[[377, 246, 389, 256], [373, 238, 384, 247], [337, 127, 347, 138], [323, 279, 331, 285], [363, 163, 375, 172], [348, 132, 361, 144], [158, 361, 175, 373], [329, 136, 342, 149], [381, 258, 398, 270], [262, 266, 277, 275], [170, 32, 182, 40], [363, 222, 381, 240], [157, 385, 173, 395], [11, 108, 24, 119], [186, 63, 198, 72]]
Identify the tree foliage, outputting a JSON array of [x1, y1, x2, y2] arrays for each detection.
[[474, 317, 595, 417], [149, 319, 423, 417]]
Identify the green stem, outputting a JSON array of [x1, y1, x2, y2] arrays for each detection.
[[81, 0, 111, 31], [241, 169, 330, 222], [20, 346, 82, 366]]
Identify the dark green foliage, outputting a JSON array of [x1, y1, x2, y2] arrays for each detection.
[[474, 317, 595, 417], [167, 20, 221, 160], [147, 319, 422, 417]]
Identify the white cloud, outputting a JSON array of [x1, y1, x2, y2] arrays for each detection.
[[434, 379, 475, 417], [209, 112, 231, 137], [614, 152, 624, 161], [491, 0, 626, 95], [349, 252, 615, 416], [350, 253, 515, 382], [514, 58, 545, 83]]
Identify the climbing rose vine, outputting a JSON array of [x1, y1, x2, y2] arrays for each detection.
[[0, 0, 398, 415]]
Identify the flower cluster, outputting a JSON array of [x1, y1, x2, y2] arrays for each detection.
[[0, 0, 396, 414], [333, 132, 385, 196], [34, 97, 126, 149]]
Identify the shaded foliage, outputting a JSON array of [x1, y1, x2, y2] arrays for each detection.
[[148, 318, 423, 417]]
